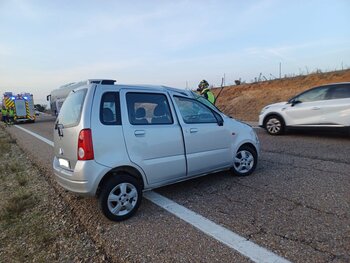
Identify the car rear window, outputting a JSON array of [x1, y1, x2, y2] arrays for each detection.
[[100, 92, 121, 125], [329, 85, 350, 99], [58, 89, 87, 127]]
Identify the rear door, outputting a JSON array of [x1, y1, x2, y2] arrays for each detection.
[[322, 84, 350, 126], [121, 89, 186, 185], [15, 100, 26, 117], [172, 96, 232, 176], [54, 88, 88, 171]]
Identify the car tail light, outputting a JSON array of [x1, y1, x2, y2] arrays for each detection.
[[77, 129, 94, 160]]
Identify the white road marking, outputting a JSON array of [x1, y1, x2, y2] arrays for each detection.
[[14, 125, 290, 263], [144, 191, 290, 263], [14, 125, 54, 146]]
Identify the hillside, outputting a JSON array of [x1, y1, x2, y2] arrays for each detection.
[[212, 69, 350, 121]]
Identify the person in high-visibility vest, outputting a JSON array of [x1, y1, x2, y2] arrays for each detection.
[[8, 107, 15, 124], [197, 79, 215, 104], [1, 107, 8, 123]]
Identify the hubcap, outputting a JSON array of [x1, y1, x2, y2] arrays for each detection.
[[266, 118, 281, 134], [234, 150, 254, 173], [107, 183, 138, 216]]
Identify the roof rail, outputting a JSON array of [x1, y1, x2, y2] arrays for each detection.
[[88, 79, 116, 85], [58, 79, 116, 89]]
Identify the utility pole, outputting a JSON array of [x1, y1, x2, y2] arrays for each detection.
[[279, 62, 282, 79]]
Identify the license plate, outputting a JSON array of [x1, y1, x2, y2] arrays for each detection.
[[58, 158, 70, 169]]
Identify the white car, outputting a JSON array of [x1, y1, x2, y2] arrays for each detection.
[[259, 82, 350, 135]]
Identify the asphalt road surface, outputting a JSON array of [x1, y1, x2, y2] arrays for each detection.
[[6, 114, 350, 263]]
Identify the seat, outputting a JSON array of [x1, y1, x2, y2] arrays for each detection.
[[134, 107, 148, 124], [103, 108, 115, 122], [151, 104, 170, 124]]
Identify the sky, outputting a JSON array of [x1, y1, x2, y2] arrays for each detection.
[[1, 0, 349, 105]]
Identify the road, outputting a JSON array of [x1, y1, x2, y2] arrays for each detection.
[[6, 115, 350, 263]]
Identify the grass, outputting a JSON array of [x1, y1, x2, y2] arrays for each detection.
[[6, 161, 25, 173], [0, 137, 11, 154], [0, 126, 58, 261], [1, 191, 37, 222], [15, 173, 28, 186]]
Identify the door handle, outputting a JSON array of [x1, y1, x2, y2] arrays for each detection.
[[57, 124, 64, 137], [190, 128, 198, 133], [311, 107, 321, 110], [134, 130, 145, 136]]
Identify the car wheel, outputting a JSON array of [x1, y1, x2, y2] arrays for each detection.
[[232, 145, 257, 176], [99, 174, 142, 221], [265, 115, 285, 135]]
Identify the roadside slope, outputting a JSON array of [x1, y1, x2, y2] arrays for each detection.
[[0, 125, 109, 262], [213, 69, 350, 121]]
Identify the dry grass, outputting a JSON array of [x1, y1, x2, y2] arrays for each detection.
[[1, 192, 37, 222], [0, 125, 107, 262], [213, 69, 350, 121]]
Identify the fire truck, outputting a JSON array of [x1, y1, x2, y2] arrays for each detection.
[[2, 92, 36, 123]]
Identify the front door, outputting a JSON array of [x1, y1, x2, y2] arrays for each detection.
[[285, 86, 330, 126], [173, 96, 232, 176]]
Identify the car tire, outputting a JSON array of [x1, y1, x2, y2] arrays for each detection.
[[264, 115, 285, 135], [232, 145, 257, 176], [99, 174, 142, 221]]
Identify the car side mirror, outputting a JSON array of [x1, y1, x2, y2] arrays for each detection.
[[291, 99, 301, 107], [214, 112, 224, 126]]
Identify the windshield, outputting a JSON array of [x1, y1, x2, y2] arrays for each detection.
[[190, 91, 222, 113]]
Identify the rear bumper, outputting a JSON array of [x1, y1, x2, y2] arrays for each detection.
[[53, 157, 109, 196]]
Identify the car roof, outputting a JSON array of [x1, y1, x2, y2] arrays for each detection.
[[72, 80, 194, 98], [115, 84, 189, 94], [316, 82, 350, 87]]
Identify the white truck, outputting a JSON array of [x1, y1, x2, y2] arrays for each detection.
[[47, 79, 115, 116], [2, 92, 36, 123]]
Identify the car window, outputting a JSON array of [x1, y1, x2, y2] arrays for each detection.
[[295, 86, 329, 102], [174, 96, 217, 124], [100, 92, 121, 125], [329, 85, 350, 99], [126, 93, 173, 125], [58, 89, 86, 127], [190, 91, 221, 113]]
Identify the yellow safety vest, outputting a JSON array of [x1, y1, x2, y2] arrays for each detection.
[[201, 88, 215, 104], [1, 109, 7, 116], [9, 109, 14, 117]]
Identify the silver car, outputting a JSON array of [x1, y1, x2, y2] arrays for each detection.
[[53, 79, 260, 221]]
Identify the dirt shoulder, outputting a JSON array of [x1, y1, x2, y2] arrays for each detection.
[[0, 124, 109, 262], [213, 69, 350, 121]]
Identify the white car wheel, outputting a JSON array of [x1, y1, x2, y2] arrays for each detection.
[[265, 116, 285, 135]]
